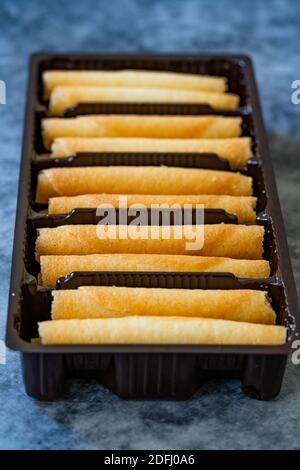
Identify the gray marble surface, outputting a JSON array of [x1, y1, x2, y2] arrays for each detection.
[[0, 0, 300, 450]]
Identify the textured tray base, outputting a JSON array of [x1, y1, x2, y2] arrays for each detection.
[[22, 352, 287, 401]]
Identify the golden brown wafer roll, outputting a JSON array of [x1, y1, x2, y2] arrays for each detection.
[[42, 115, 242, 149], [36, 166, 252, 203], [47, 194, 256, 223], [49, 86, 239, 115], [39, 254, 270, 286], [43, 70, 227, 99], [51, 136, 252, 167], [38, 317, 286, 345], [35, 224, 264, 260], [51, 286, 276, 324]]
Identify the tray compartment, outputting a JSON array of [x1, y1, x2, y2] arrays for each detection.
[[18, 272, 289, 400]]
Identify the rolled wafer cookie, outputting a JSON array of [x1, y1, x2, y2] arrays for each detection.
[[51, 286, 276, 324], [47, 194, 257, 223], [35, 224, 264, 260], [50, 136, 252, 167], [43, 70, 227, 98], [49, 86, 239, 115], [38, 317, 286, 345], [36, 166, 253, 203], [39, 254, 270, 286], [42, 115, 242, 149]]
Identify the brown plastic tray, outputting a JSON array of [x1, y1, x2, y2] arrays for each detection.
[[6, 53, 299, 401]]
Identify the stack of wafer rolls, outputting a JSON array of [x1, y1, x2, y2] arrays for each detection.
[[43, 70, 239, 115], [35, 67, 286, 347], [38, 287, 286, 345], [42, 114, 251, 169], [44, 68, 238, 115]]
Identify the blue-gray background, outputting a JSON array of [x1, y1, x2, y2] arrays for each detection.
[[0, 0, 299, 450]]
